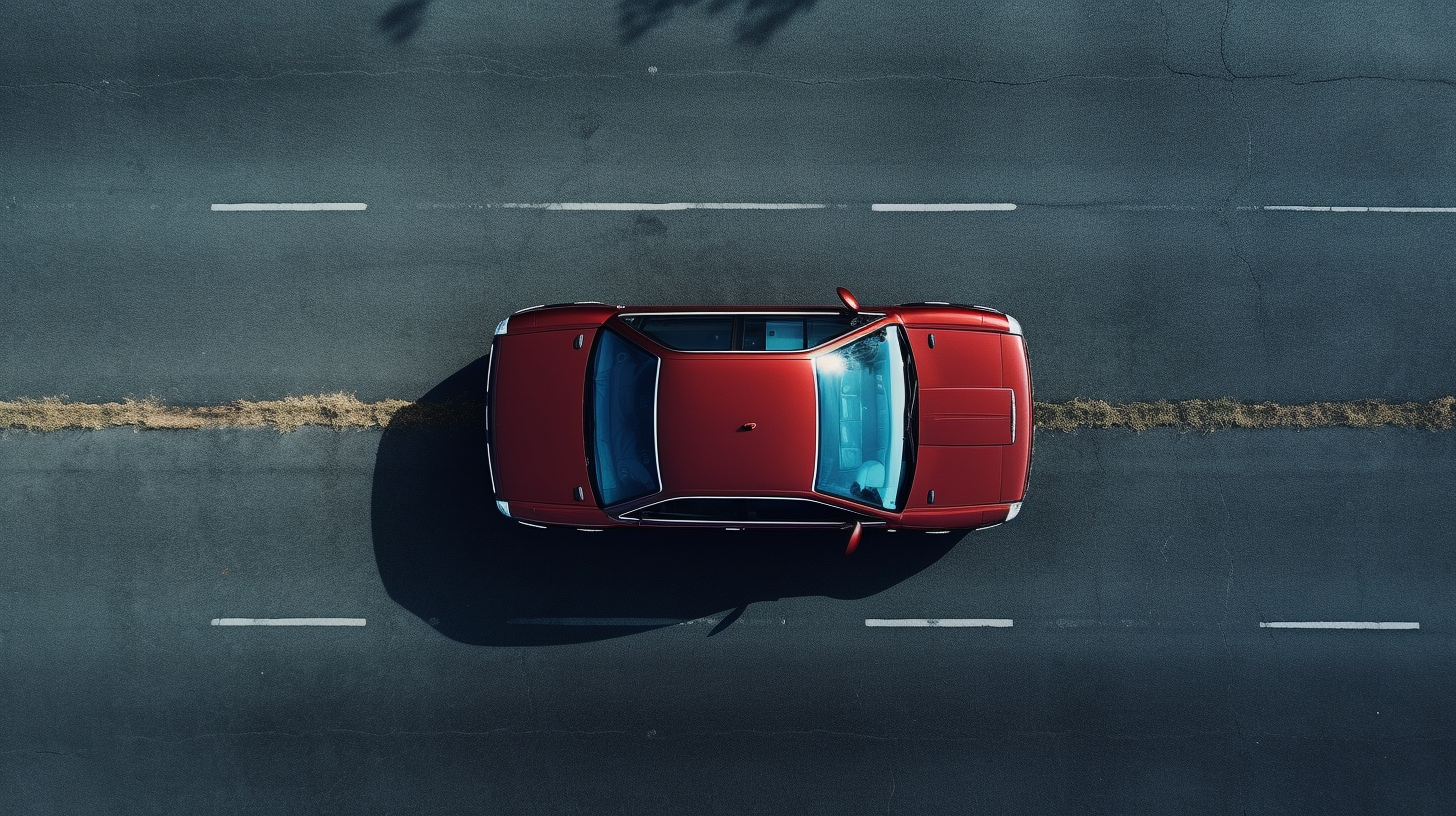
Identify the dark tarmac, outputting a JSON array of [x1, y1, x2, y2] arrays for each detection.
[[3, 2, 1454, 813]]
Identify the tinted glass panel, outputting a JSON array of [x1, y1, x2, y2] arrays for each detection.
[[636, 497, 852, 523], [627, 314, 856, 351], [637, 316, 733, 351], [590, 329, 661, 506], [741, 318, 806, 350], [638, 498, 744, 520], [814, 326, 909, 511], [741, 316, 857, 350], [806, 316, 858, 347], [745, 498, 852, 522]]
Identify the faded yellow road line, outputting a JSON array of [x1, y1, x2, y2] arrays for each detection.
[[1, 394, 1452, 433]]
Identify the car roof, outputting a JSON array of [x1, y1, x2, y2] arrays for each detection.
[[650, 351, 821, 497]]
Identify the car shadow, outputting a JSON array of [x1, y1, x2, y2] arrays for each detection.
[[370, 352, 956, 646]]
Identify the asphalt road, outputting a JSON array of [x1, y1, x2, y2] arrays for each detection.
[[5, 427, 1453, 813], [3, 2, 1455, 813]]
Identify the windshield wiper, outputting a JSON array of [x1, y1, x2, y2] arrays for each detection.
[[902, 341, 919, 456]]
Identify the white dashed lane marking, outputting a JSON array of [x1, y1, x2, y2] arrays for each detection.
[[199, 616, 1424, 631], [493, 202, 827, 210], [199, 201, 1456, 215], [211, 618, 366, 626], [1263, 206, 1456, 213], [865, 618, 1014, 627], [211, 203, 367, 211], [1259, 621, 1419, 630], [413, 202, 1018, 212], [871, 203, 1017, 212]]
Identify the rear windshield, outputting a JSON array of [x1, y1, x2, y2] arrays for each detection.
[[589, 329, 661, 507]]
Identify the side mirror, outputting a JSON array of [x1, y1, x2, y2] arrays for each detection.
[[836, 287, 861, 312], [844, 521, 863, 555]]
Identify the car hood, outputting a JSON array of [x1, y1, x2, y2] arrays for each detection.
[[918, 386, 1014, 446], [904, 328, 1022, 509], [490, 327, 596, 506]]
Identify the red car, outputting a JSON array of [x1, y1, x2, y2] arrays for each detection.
[[486, 289, 1031, 549]]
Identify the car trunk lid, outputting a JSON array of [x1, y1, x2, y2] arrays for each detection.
[[490, 328, 595, 506]]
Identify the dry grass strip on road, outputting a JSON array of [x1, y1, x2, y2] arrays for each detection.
[[1, 394, 1452, 433], [1034, 396, 1456, 432], [0, 393, 478, 433]]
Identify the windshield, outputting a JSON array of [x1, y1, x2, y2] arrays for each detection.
[[589, 329, 661, 506], [813, 325, 909, 511]]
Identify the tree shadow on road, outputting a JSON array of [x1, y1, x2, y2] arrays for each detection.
[[618, 0, 819, 45], [370, 352, 956, 646], [377, 0, 431, 42]]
